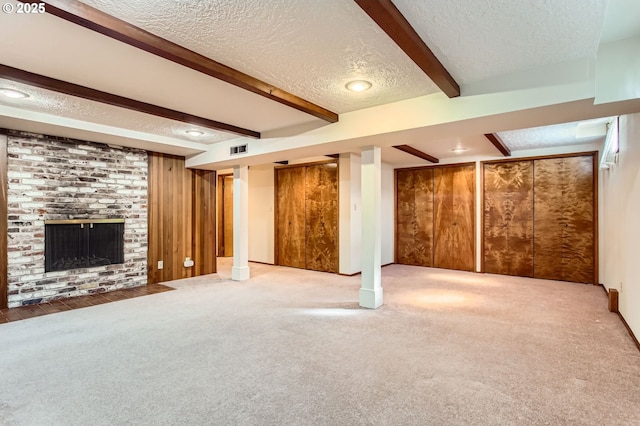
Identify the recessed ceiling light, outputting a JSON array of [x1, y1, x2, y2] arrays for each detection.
[[345, 80, 372, 92], [451, 147, 468, 153], [0, 88, 30, 99], [185, 130, 204, 137]]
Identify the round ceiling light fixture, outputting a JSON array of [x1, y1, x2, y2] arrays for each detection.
[[0, 88, 30, 99], [451, 147, 468, 153], [185, 130, 204, 137], [345, 80, 372, 92]]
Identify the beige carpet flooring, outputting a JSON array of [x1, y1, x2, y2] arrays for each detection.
[[1, 259, 639, 425]]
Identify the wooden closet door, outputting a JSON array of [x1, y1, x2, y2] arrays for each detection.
[[305, 163, 338, 272], [533, 156, 594, 283], [433, 165, 475, 271], [276, 167, 306, 268], [483, 161, 534, 277], [396, 168, 434, 266]]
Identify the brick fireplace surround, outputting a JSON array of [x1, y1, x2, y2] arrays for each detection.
[[6, 131, 148, 308]]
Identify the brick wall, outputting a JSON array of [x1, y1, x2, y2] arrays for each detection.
[[6, 131, 148, 307]]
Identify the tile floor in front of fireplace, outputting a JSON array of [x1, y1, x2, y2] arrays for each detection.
[[0, 284, 175, 324]]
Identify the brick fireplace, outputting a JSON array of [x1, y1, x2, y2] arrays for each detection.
[[6, 131, 148, 307]]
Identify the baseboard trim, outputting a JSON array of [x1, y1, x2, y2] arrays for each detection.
[[617, 311, 640, 353], [338, 263, 395, 277], [248, 260, 275, 266]]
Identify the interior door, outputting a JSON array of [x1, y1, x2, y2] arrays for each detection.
[[305, 163, 338, 272], [275, 167, 306, 268], [483, 161, 534, 277], [396, 168, 434, 266], [433, 165, 475, 271], [534, 156, 594, 283]]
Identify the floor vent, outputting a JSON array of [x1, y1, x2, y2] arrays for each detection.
[[230, 144, 248, 155]]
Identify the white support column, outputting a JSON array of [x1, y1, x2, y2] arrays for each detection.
[[232, 165, 250, 281], [359, 146, 383, 309]]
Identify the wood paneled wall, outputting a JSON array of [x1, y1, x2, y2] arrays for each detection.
[[0, 134, 7, 309], [483, 153, 596, 284], [275, 161, 338, 273], [396, 163, 475, 272], [148, 153, 216, 284]]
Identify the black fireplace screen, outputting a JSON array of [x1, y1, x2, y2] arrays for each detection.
[[44, 220, 125, 272]]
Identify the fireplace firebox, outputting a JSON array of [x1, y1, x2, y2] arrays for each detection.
[[44, 219, 125, 272]]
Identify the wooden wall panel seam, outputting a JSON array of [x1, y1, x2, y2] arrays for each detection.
[[148, 153, 216, 285]]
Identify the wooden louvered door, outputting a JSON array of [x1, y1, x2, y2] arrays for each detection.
[[275, 166, 306, 269], [533, 155, 595, 283], [396, 168, 434, 266], [305, 163, 338, 272], [483, 161, 534, 277], [433, 165, 476, 271]]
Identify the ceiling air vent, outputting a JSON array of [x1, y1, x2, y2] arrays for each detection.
[[230, 144, 248, 155]]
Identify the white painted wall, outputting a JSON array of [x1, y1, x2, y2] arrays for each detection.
[[600, 112, 640, 338], [248, 164, 275, 264], [596, 36, 640, 105], [381, 161, 395, 265], [339, 153, 362, 275]]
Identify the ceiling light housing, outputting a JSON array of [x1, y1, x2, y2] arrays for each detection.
[[0, 88, 30, 99], [451, 147, 468, 153], [345, 80, 372, 92], [185, 130, 204, 137]]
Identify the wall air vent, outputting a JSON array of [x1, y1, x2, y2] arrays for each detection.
[[230, 144, 248, 155]]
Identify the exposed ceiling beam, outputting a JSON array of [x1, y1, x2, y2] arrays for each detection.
[[354, 0, 460, 98], [31, 0, 339, 123], [0, 64, 260, 139], [274, 161, 289, 165], [484, 133, 511, 156], [393, 145, 439, 163]]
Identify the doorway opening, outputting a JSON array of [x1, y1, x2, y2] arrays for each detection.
[[217, 174, 233, 257]]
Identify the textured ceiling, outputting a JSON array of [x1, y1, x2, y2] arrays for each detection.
[[394, 0, 608, 84], [498, 117, 612, 151], [0, 79, 235, 144], [79, 0, 440, 114], [0, 0, 632, 165], [381, 133, 499, 166], [0, 9, 322, 133]]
